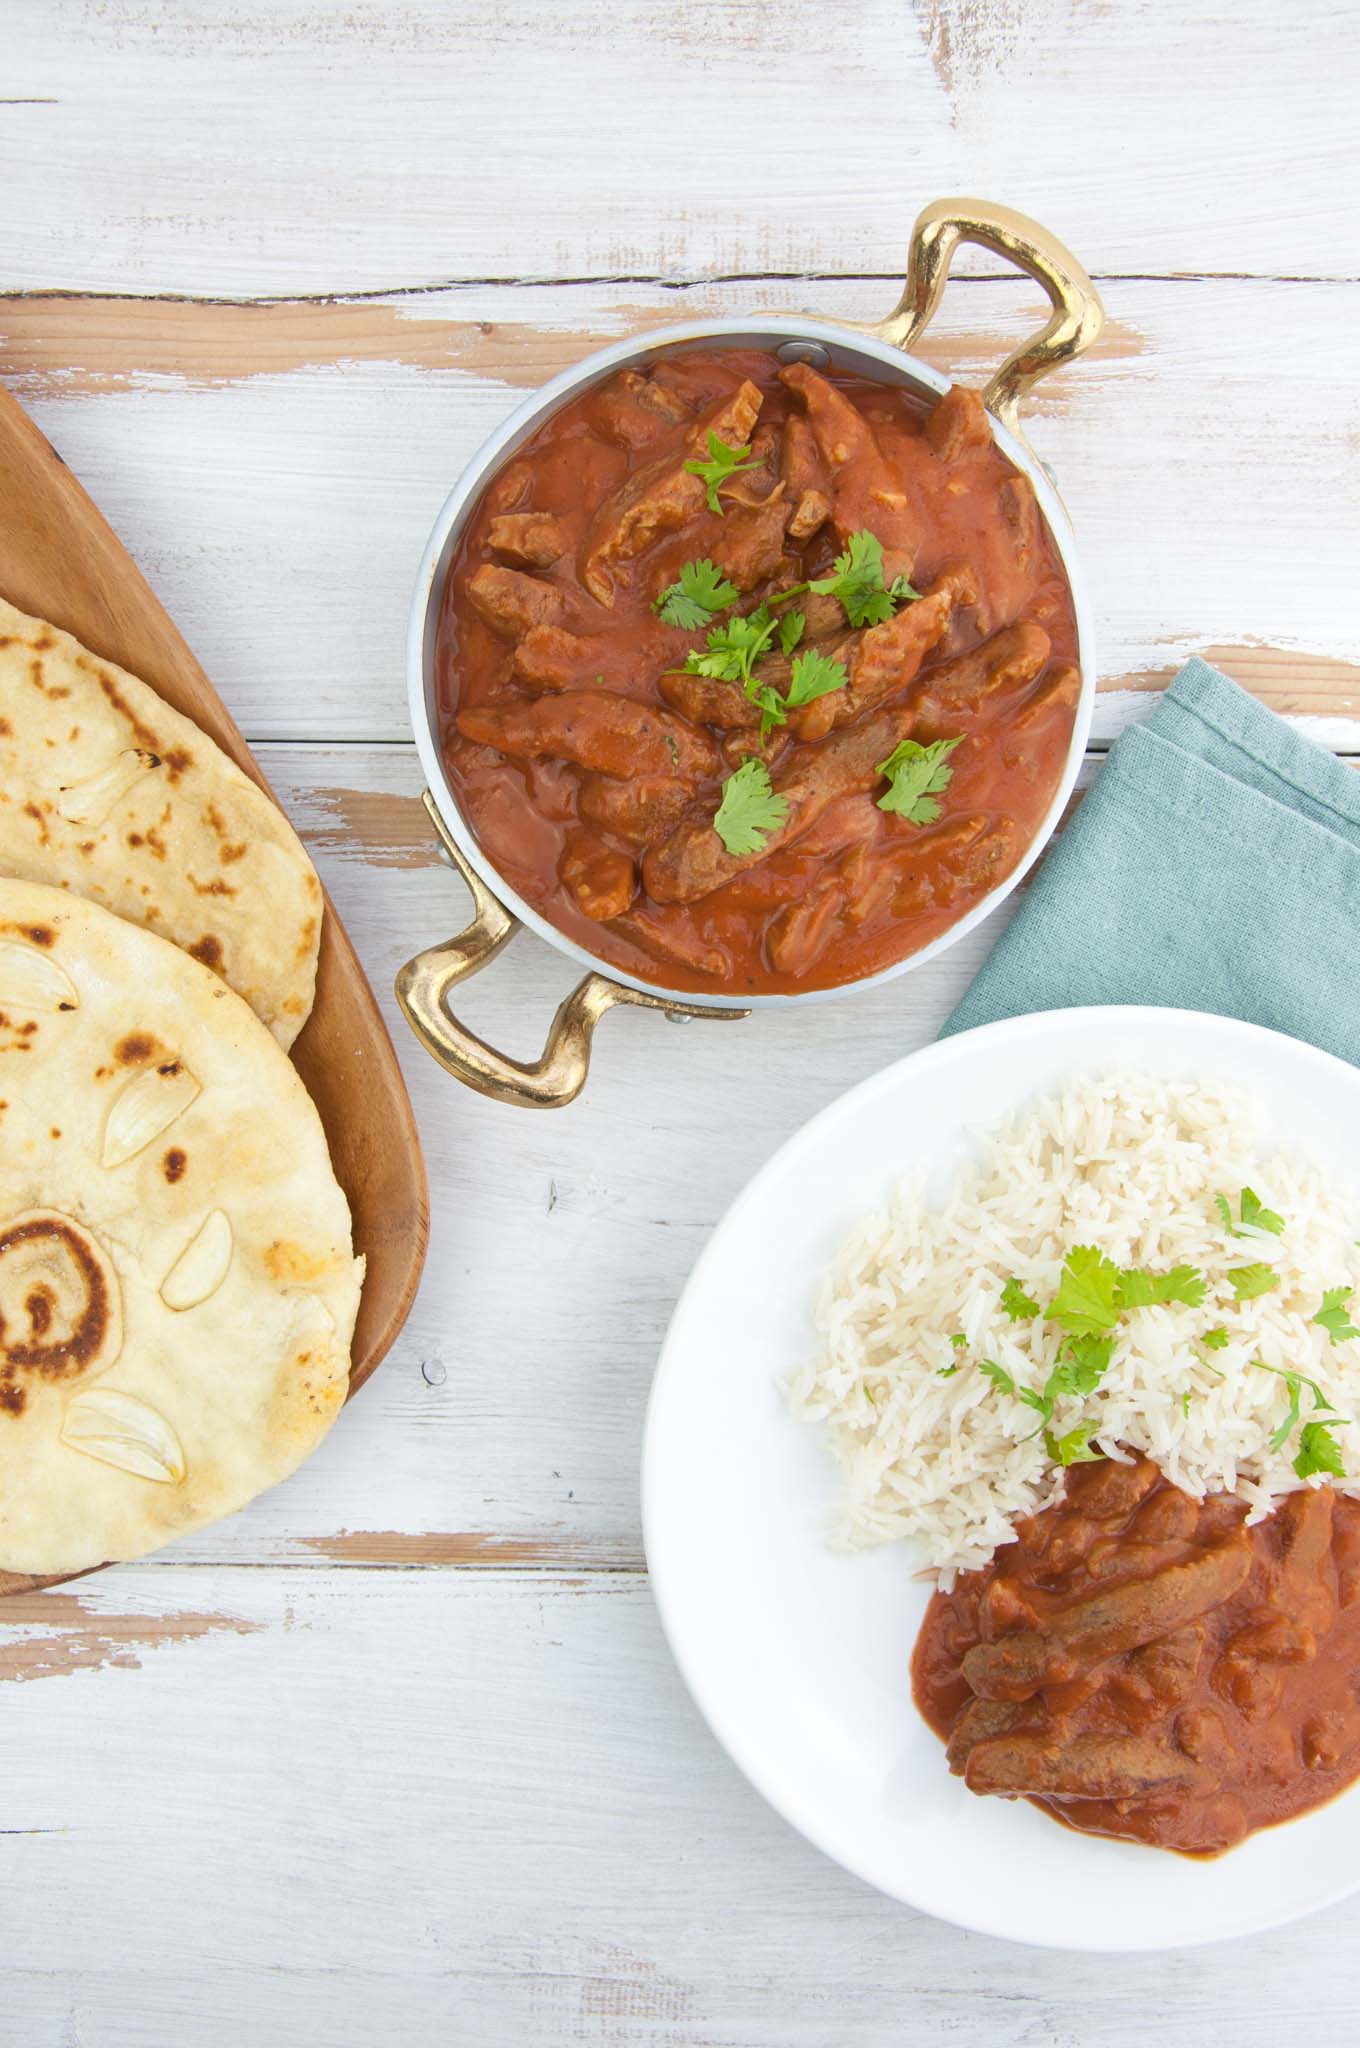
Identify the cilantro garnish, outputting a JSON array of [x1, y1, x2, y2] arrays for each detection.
[[1117, 1264, 1206, 1310], [1181, 1390, 1192, 1419], [938, 1339, 964, 1377], [976, 1334, 1114, 1447], [1045, 1334, 1116, 1402], [1047, 1245, 1123, 1338], [1252, 1361, 1346, 1458], [1202, 1326, 1230, 1351], [1240, 1187, 1285, 1236], [1315, 1287, 1360, 1345], [785, 648, 849, 710], [977, 1359, 1016, 1397], [769, 527, 921, 629], [683, 606, 780, 689], [653, 559, 740, 630], [712, 759, 789, 857], [811, 531, 920, 629], [778, 611, 805, 658], [751, 684, 788, 741], [1228, 1263, 1278, 1302], [1045, 1420, 1104, 1468], [1295, 1420, 1349, 1480], [684, 432, 759, 515], [875, 736, 961, 825], [1000, 1276, 1041, 1323], [1216, 1187, 1285, 1239], [1253, 1355, 1351, 1476], [1266, 1370, 1303, 1454]]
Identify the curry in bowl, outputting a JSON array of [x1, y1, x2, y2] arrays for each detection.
[[435, 347, 1080, 997]]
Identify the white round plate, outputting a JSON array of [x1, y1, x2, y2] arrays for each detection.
[[642, 1006, 1360, 1951]]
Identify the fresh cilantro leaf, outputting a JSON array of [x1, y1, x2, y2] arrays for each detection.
[[1117, 1264, 1206, 1310], [1000, 1276, 1041, 1323], [1202, 1326, 1230, 1351], [1046, 1334, 1115, 1402], [1017, 1386, 1051, 1420], [1048, 1245, 1123, 1338], [1252, 1361, 1345, 1460], [652, 558, 740, 630], [937, 1342, 965, 1378], [684, 606, 780, 688], [778, 611, 805, 657], [1315, 1287, 1360, 1345], [977, 1359, 1016, 1397], [1045, 1421, 1104, 1468], [1295, 1419, 1349, 1480], [683, 432, 760, 516], [1181, 1390, 1192, 1419], [712, 759, 789, 857], [1266, 1370, 1303, 1453], [1228, 1263, 1278, 1302], [1216, 1187, 1286, 1239], [752, 685, 788, 742], [785, 648, 849, 710], [1239, 1186, 1285, 1237], [1253, 1360, 1337, 1410], [875, 736, 962, 825], [813, 531, 925, 629]]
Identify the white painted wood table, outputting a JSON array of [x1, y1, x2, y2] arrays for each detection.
[[3, 4, 1359, 2040]]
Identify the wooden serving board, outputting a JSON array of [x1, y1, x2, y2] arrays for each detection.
[[0, 379, 429, 1589]]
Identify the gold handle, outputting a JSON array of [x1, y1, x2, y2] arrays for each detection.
[[395, 793, 746, 1109], [875, 197, 1104, 437]]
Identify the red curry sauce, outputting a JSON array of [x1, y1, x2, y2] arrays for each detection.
[[912, 1454, 1360, 1855], [436, 347, 1080, 996]]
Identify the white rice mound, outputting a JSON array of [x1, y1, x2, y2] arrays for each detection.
[[787, 1071, 1360, 1581]]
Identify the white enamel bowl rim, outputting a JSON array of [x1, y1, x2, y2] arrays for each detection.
[[406, 315, 1096, 1011], [641, 1006, 1360, 1949]]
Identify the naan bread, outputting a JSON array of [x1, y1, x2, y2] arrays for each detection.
[[0, 878, 363, 1573], [0, 594, 322, 1046]]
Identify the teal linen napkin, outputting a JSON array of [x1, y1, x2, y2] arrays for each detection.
[[943, 657, 1360, 1063]]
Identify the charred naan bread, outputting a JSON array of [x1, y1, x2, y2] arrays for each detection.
[[0, 594, 322, 1046], [0, 878, 362, 1573]]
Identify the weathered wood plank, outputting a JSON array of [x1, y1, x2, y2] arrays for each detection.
[[1, 1563, 1357, 2047], [4, 276, 1359, 743], [3, 0, 1357, 293]]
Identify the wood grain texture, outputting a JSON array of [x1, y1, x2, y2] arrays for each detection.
[[3, 0, 1357, 292], [2, 1562, 1359, 2047], [6, 276, 1358, 744], [0, 388, 429, 1411]]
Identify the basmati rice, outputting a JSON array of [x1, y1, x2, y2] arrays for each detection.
[[787, 1072, 1360, 1581]]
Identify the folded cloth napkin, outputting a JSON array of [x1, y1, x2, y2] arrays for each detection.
[[943, 655, 1360, 1064]]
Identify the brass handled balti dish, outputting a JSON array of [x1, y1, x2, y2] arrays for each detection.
[[399, 197, 1104, 1107]]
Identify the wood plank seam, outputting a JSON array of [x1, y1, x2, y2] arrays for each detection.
[[5, 272, 1360, 306]]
